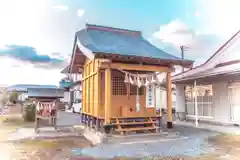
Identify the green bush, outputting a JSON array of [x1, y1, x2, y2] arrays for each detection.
[[22, 103, 36, 122]]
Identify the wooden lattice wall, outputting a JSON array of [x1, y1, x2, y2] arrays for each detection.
[[80, 58, 173, 130], [82, 59, 160, 119], [110, 70, 147, 117]]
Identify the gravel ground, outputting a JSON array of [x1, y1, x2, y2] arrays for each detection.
[[2, 112, 240, 159], [56, 111, 81, 126], [77, 126, 220, 158]]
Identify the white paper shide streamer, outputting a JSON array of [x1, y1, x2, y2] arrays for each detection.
[[121, 69, 167, 113], [122, 70, 166, 87]]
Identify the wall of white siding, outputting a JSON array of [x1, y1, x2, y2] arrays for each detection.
[[176, 84, 185, 112], [177, 82, 233, 124], [60, 91, 70, 103], [212, 82, 230, 123], [70, 84, 82, 101]]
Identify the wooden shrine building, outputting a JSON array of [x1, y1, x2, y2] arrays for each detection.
[[68, 24, 193, 134], [29, 97, 61, 133]]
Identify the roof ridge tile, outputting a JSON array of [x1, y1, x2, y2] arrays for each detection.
[[86, 24, 141, 36]]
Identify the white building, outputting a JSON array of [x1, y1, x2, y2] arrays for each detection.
[[173, 30, 240, 125], [60, 65, 82, 107]]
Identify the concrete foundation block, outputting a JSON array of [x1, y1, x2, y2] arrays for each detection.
[[78, 125, 106, 145]]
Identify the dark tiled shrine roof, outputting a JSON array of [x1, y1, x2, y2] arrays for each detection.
[[75, 24, 191, 62]]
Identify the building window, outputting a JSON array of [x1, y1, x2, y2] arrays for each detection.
[[112, 75, 127, 95], [185, 85, 213, 117], [73, 90, 81, 102], [112, 70, 127, 95]]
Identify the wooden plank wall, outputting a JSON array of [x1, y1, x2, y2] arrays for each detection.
[[99, 70, 157, 118], [82, 59, 166, 119], [104, 67, 112, 124], [82, 59, 101, 117], [99, 70, 105, 117]]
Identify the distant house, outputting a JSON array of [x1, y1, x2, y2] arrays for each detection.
[[60, 65, 82, 106], [7, 84, 64, 102], [173, 29, 240, 125]]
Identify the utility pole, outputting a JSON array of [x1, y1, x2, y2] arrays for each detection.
[[180, 46, 188, 73]]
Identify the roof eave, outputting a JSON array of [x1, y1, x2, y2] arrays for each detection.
[[95, 52, 193, 68], [173, 29, 240, 81], [173, 68, 240, 84], [171, 59, 194, 68], [69, 32, 95, 73], [60, 65, 70, 74]]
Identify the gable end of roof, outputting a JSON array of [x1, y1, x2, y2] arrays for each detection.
[[173, 29, 240, 81]]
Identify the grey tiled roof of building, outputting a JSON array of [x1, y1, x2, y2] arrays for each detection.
[[7, 84, 60, 92], [75, 24, 187, 61]]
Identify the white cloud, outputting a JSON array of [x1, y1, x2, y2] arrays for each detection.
[[195, 11, 200, 17], [0, 57, 63, 85], [153, 20, 198, 48], [199, 0, 240, 38], [52, 5, 68, 11], [152, 19, 223, 66], [0, 45, 8, 50], [154, 17, 240, 68], [77, 9, 85, 17], [0, 0, 86, 85]]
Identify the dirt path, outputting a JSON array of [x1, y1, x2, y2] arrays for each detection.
[[3, 137, 93, 160], [1, 114, 240, 159], [0, 114, 94, 159]]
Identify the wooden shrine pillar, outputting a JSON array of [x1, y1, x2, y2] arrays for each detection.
[[95, 60, 101, 130], [166, 72, 173, 129], [81, 70, 85, 124], [104, 66, 112, 125]]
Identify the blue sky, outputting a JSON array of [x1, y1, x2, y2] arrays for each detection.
[[0, 0, 239, 85]]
